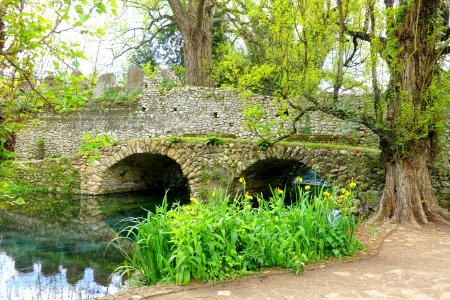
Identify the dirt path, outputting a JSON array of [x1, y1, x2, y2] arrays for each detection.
[[105, 223, 450, 300]]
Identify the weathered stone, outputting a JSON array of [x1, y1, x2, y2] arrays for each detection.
[[126, 65, 145, 91], [94, 73, 115, 96]]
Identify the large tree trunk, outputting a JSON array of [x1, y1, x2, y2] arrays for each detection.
[[372, 0, 450, 225], [169, 0, 215, 87], [372, 139, 450, 226], [182, 28, 214, 87]]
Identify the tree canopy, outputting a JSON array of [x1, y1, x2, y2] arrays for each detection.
[[231, 0, 450, 225], [0, 0, 116, 169]]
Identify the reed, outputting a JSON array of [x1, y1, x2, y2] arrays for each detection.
[[113, 183, 362, 285]]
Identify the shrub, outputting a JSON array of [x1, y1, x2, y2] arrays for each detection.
[[77, 133, 118, 164], [257, 139, 271, 151], [113, 184, 362, 286], [168, 136, 181, 144], [206, 135, 224, 146], [92, 87, 142, 106], [160, 78, 176, 90]]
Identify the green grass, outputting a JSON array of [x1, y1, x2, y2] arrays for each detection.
[[113, 185, 362, 286], [117, 136, 380, 153]]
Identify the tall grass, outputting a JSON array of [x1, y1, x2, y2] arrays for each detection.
[[113, 185, 362, 285]]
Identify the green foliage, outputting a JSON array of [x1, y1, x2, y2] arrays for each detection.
[[160, 78, 176, 90], [77, 133, 118, 164], [212, 46, 249, 87], [206, 135, 224, 146], [113, 186, 362, 285], [171, 64, 186, 84], [1, 158, 80, 197], [257, 139, 271, 151], [168, 136, 182, 144], [0, 0, 117, 164], [92, 88, 142, 106], [36, 138, 45, 151], [142, 62, 158, 78]]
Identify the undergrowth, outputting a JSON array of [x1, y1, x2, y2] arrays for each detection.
[[113, 183, 362, 286]]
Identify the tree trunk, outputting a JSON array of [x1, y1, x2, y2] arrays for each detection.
[[169, 0, 215, 87], [372, 139, 450, 226], [372, 0, 450, 225], [182, 28, 214, 87]]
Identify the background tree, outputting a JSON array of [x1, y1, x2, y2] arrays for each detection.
[[117, 0, 238, 86]]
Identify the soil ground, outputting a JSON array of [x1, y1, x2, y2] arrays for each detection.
[[103, 222, 450, 300]]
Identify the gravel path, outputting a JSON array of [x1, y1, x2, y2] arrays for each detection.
[[104, 223, 450, 300]]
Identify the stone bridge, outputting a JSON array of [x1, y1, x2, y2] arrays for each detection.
[[79, 138, 382, 200]]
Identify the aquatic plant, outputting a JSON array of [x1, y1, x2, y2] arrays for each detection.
[[113, 184, 362, 286]]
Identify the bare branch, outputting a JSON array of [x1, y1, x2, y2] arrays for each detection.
[[304, 94, 390, 141]]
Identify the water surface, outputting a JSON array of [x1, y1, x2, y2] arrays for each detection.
[[0, 192, 184, 300]]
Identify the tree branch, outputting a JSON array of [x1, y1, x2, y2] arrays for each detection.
[[168, 0, 188, 32], [304, 94, 390, 141]]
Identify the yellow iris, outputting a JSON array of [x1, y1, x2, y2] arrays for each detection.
[[305, 185, 311, 191], [349, 179, 356, 188], [239, 177, 245, 184], [296, 177, 303, 183], [190, 197, 198, 204], [276, 188, 283, 194], [245, 192, 253, 200], [323, 191, 331, 197]]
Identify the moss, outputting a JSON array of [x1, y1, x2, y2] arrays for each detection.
[[3, 157, 80, 197]]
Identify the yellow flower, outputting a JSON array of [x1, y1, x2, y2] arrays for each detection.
[[190, 197, 198, 204], [339, 194, 346, 199], [305, 185, 311, 191], [276, 188, 283, 194], [212, 191, 216, 198], [349, 179, 356, 188], [239, 177, 245, 184], [296, 177, 303, 183], [245, 192, 253, 200], [246, 204, 252, 209], [323, 191, 331, 198]]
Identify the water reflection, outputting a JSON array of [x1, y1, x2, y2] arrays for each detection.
[[0, 191, 187, 300], [0, 253, 121, 299]]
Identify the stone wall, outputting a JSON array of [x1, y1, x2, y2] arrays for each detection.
[[8, 157, 81, 194], [15, 87, 378, 159], [7, 138, 450, 208]]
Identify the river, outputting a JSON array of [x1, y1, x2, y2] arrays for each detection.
[[0, 192, 187, 300]]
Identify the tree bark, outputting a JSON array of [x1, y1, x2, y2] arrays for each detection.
[[372, 0, 450, 225], [168, 0, 215, 87], [182, 25, 214, 87], [373, 139, 450, 226]]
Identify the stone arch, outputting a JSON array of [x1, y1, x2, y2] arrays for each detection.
[[102, 153, 189, 197], [234, 157, 308, 197], [82, 140, 194, 201]]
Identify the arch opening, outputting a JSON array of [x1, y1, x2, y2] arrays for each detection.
[[102, 153, 190, 203], [237, 158, 329, 203]]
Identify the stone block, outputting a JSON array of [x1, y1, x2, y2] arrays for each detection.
[[126, 65, 145, 91], [94, 73, 116, 96]]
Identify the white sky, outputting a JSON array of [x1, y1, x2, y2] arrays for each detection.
[[39, 4, 145, 82]]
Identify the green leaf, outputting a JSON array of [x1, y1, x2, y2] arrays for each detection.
[[96, 28, 105, 36], [14, 197, 26, 205]]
